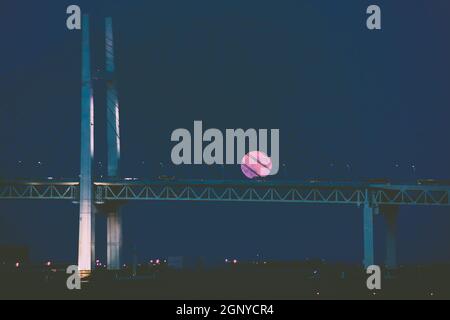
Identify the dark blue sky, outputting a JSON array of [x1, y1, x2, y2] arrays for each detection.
[[1, 0, 450, 265]]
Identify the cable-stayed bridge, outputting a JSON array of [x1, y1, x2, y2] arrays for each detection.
[[1, 14, 449, 277], [1, 178, 449, 274]]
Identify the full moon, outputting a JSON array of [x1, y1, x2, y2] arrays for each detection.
[[241, 151, 273, 179]]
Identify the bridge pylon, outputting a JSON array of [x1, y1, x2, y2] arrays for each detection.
[[78, 14, 96, 277], [77, 15, 123, 275], [105, 17, 123, 271]]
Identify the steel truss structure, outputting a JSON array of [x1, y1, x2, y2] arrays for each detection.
[[0, 181, 78, 200], [1, 180, 449, 206]]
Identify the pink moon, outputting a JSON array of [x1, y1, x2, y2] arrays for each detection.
[[241, 151, 273, 179]]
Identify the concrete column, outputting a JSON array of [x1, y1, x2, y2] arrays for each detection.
[[363, 190, 375, 268], [105, 17, 122, 271], [78, 14, 95, 277], [107, 209, 122, 270], [383, 206, 399, 270]]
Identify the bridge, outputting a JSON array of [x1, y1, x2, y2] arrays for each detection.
[[1, 177, 449, 274], [1, 14, 449, 277], [1, 179, 449, 206]]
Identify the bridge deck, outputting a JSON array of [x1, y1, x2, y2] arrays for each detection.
[[0, 179, 449, 206]]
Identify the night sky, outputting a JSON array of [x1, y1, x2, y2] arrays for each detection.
[[1, 0, 450, 265]]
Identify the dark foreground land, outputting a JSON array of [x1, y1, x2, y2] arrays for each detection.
[[1, 262, 450, 300]]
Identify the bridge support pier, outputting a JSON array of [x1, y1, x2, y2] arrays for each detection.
[[363, 191, 376, 268], [382, 205, 399, 270], [78, 201, 96, 277], [78, 14, 95, 278], [107, 209, 122, 270]]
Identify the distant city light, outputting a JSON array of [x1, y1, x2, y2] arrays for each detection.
[[46, 261, 51, 266], [15, 262, 20, 268], [233, 259, 238, 264]]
